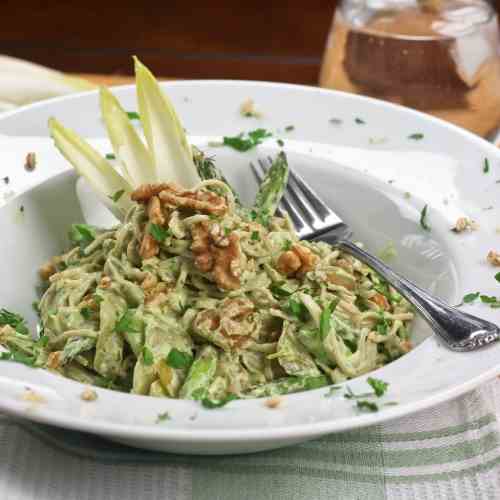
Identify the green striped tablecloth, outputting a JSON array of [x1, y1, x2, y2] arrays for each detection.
[[1, 378, 499, 500]]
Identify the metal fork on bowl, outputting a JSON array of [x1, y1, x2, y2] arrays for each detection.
[[250, 157, 500, 352]]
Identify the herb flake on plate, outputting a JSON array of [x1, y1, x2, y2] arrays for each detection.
[[420, 204, 431, 231], [222, 128, 272, 152], [408, 133, 424, 140], [484, 158, 490, 174]]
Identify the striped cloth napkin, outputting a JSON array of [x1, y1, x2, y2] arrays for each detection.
[[1, 378, 499, 500]]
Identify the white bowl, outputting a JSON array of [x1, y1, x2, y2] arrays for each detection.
[[0, 81, 499, 455]]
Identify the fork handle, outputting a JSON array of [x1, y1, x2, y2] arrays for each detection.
[[333, 238, 500, 352]]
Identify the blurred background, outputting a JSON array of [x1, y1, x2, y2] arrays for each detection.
[[2, 0, 500, 137]]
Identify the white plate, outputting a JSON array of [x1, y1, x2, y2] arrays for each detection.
[[0, 81, 500, 455]]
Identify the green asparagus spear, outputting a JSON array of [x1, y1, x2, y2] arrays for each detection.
[[253, 151, 289, 219], [243, 374, 328, 398], [192, 147, 241, 204], [179, 345, 218, 399]]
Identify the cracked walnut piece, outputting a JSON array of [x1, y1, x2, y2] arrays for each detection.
[[131, 182, 228, 216], [452, 217, 478, 233], [191, 221, 241, 290], [487, 250, 500, 266], [276, 244, 318, 277]]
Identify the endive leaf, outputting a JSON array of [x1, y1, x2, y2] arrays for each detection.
[[48, 117, 133, 220], [99, 86, 156, 186], [134, 57, 199, 188]]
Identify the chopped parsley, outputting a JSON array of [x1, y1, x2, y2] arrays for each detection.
[[166, 348, 193, 369], [284, 125, 295, 132], [270, 282, 293, 299], [286, 298, 309, 322], [156, 411, 170, 423], [419, 204, 431, 231], [319, 301, 338, 340], [367, 377, 389, 397], [484, 158, 490, 174], [0, 309, 29, 335], [69, 224, 96, 250], [142, 346, 154, 366], [36, 335, 49, 348], [127, 111, 140, 120], [355, 117, 365, 125], [109, 189, 125, 203], [282, 239, 293, 251], [408, 133, 424, 140], [251, 231, 260, 241], [105, 153, 116, 160], [201, 393, 238, 409], [222, 129, 272, 152], [115, 309, 142, 334], [344, 386, 374, 400], [149, 224, 171, 242], [376, 314, 390, 335], [462, 292, 480, 304], [0, 350, 35, 367], [495, 272, 500, 283], [357, 400, 379, 412], [277, 139, 284, 147], [80, 307, 93, 320]]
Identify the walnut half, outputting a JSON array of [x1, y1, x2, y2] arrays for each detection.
[[276, 244, 318, 277]]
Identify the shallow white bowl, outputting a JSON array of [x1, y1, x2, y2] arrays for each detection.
[[0, 81, 500, 455]]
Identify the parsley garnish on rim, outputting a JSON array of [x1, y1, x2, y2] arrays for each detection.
[[127, 111, 140, 120], [419, 204, 431, 231], [355, 117, 365, 125], [367, 377, 389, 397], [284, 125, 295, 132], [201, 393, 238, 409], [109, 189, 125, 203], [222, 128, 272, 152], [277, 139, 284, 147], [462, 292, 480, 304], [156, 411, 170, 423], [484, 158, 490, 174], [324, 385, 341, 398], [105, 153, 116, 160], [166, 348, 193, 369], [357, 400, 379, 412], [495, 272, 500, 283], [408, 133, 424, 140], [149, 224, 171, 242]]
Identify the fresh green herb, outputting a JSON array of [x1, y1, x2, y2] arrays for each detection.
[[408, 133, 424, 140], [480, 295, 498, 304], [376, 314, 390, 335], [355, 117, 365, 125], [495, 272, 500, 283], [286, 298, 309, 322], [420, 204, 431, 231], [19, 205, 24, 213], [81, 307, 93, 320], [109, 189, 125, 203], [166, 348, 193, 369], [94, 294, 104, 305], [105, 153, 116, 160], [484, 158, 490, 174], [324, 386, 341, 398], [0, 350, 35, 366], [127, 111, 140, 120], [463, 292, 480, 304], [367, 377, 389, 397], [149, 224, 171, 242], [142, 346, 154, 366], [0, 309, 29, 335], [36, 335, 49, 348], [277, 139, 284, 147], [344, 386, 374, 400], [319, 301, 338, 340], [282, 240, 293, 251], [357, 400, 379, 412], [224, 227, 231, 236], [69, 224, 96, 250], [270, 283, 293, 299], [115, 309, 141, 334], [222, 128, 272, 152], [156, 411, 170, 423], [251, 231, 260, 241], [201, 393, 238, 409], [284, 125, 295, 132]]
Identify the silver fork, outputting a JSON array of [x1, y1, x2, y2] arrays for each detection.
[[250, 157, 500, 352]]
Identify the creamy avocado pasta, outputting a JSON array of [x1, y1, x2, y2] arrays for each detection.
[[0, 152, 414, 404]]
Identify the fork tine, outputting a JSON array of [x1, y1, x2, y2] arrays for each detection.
[[249, 161, 264, 184], [288, 169, 336, 222], [257, 158, 313, 238]]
